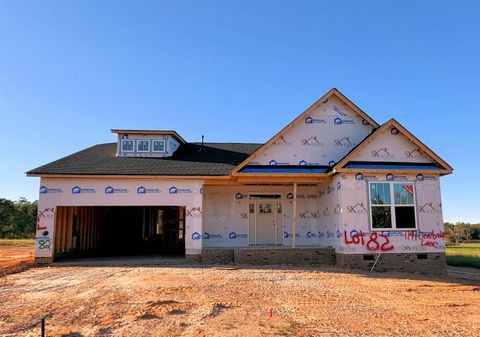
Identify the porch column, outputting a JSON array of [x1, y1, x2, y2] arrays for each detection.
[[292, 182, 297, 248], [185, 182, 204, 257]]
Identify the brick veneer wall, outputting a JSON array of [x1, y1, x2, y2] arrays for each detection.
[[35, 250, 447, 275], [200, 247, 336, 265], [335, 252, 447, 275], [35, 257, 54, 265]]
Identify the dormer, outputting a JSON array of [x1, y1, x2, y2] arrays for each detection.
[[111, 129, 186, 158]]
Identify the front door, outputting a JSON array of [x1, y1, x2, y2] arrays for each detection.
[[256, 202, 276, 244], [249, 197, 283, 246]]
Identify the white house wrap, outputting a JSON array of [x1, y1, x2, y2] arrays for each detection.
[[28, 89, 452, 273]]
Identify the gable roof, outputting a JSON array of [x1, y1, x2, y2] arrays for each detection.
[[231, 88, 379, 174], [333, 118, 453, 174], [27, 142, 261, 177]]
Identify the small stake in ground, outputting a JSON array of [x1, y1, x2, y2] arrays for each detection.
[[41, 317, 45, 337], [269, 308, 273, 319]]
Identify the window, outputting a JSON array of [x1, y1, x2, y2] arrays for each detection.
[[152, 140, 166, 152], [121, 140, 134, 152], [137, 140, 150, 152], [259, 203, 272, 214], [276, 203, 282, 214], [369, 182, 416, 230]]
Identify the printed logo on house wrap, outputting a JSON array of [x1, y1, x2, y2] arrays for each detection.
[[301, 136, 324, 146], [371, 147, 395, 159], [203, 232, 222, 240], [105, 186, 128, 194], [328, 160, 336, 167], [72, 186, 96, 194], [298, 210, 320, 219], [298, 160, 320, 166], [355, 173, 364, 181], [405, 148, 427, 159], [39, 186, 63, 194], [169, 186, 192, 194], [346, 203, 367, 214], [228, 232, 247, 239], [269, 160, 289, 165], [235, 192, 247, 200], [186, 207, 202, 217], [192, 232, 202, 240], [333, 117, 355, 125], [334, 137, 353, 147], [332, 105, 348, 116], [272, 135, 291, 146], [284, 232, 301, 238], [416, 174, 437, 181], [304, 116, 326, 124], [417, 202, 442, 214], [306, 231, 317, 238], [137, 186, 161, 194]]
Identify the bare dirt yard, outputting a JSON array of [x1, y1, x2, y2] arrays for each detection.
[[0, 264, 479, 337], [0, 240, 34, 277]]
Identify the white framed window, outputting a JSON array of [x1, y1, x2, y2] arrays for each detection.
[[152, 140, 166, 153], [137, 140, 150, 152], [369, 181, 417, 230], [121, 140, 134, 152]]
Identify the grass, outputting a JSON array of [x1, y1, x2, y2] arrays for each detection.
[[446, 241, 480, 269], [0, 239, 35, 246]]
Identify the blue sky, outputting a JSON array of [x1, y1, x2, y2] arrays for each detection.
[[0, 1, 478, 223]]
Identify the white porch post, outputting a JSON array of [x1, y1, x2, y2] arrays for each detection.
[[292, 182, 297, 248]]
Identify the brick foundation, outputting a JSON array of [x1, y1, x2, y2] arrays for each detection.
[[185, 254, 202, 263], [34, 250, 447, 275], [35, 256, 54, 265], [200, 249, 235, 264], [335, 252, 447, 275], [200, 247, 336, 265]]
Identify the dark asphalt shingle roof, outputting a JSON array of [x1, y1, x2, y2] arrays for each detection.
[[27, 142, 262, 176]]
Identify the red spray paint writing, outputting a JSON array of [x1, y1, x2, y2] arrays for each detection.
[[344, 230, 394, 252], [36, 208, 55, 231], [404, 231, 445, 249]]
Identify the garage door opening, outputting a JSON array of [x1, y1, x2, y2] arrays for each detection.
[[53, 206, 185, 260]]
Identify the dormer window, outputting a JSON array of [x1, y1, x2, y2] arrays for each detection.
[[121, 140, 134, 152], [152, 140, 166, 153], [137, 140, 150, 152], [112, 129, 184, 158]]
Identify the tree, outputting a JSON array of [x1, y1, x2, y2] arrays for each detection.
[[0, 198, 16, 238], [446, 222, 474, 244], [0, 197, 37, 239]]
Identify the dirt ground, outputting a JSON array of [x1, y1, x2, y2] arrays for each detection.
[[0, 264, 479, 337], [0, 242, 34, 276]]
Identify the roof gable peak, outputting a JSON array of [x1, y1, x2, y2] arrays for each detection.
[[232, 88, 379, 174], [334, 118, 453, 174]]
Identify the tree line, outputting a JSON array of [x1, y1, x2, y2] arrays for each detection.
[[0, 198, 37, 239], [444, 222, 480, 243]]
